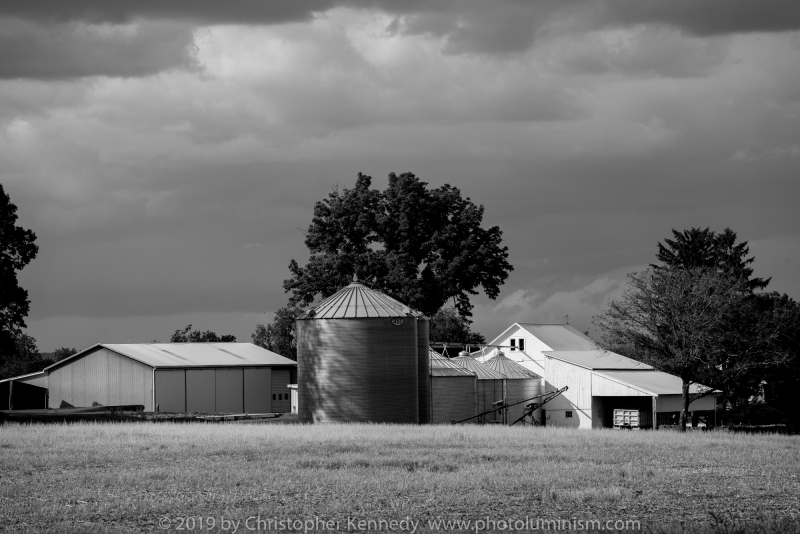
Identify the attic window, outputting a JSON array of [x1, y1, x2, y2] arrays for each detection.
[[510, 339, 516, 351], [518, 339, 525, 351]]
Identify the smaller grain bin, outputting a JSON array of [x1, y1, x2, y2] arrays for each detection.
[[485, 351, 544, 425], [429, 350, 477, 424], [450, 353, 507, 423]]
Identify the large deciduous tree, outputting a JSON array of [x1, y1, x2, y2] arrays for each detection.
[[429, 307, 486, 345], [284, 173, 512, 319], [251, 306, 302, 360], [0, 184, 38, 369], [170, 325, 236, 343], [594, 267, 786, 431]]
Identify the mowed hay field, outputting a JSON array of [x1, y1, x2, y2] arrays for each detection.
[[1, 424, 798, 533]]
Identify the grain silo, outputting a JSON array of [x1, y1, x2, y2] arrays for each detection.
[[429, 349, 477, 424], [296, 280, 429, 423], [485, 351, 544, 425], [451, 352, 507, 423]]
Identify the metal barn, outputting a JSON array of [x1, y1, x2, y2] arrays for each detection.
[[429, 350, 477, 424], [42, 343, 296, 413], [450, 353, 507, 423], [484, 351, 544, 424], [296, 280, 429, 424]]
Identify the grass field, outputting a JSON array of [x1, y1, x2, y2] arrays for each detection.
[[1, 423, 798, 533]]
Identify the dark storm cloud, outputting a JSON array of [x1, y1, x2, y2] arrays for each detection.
[[597, 0, 800, 36], [0, 19, 195, 80], [0, 1, 338, 25]]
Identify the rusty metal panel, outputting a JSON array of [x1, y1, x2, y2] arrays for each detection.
[[186, 369, 215, 413], [47, 347, 153, 410], [271, 368, 291, 413], [155, 369, 186, 412], [430, 375, 477, 424], [417, 318, 430, 424], [243, 367, 271, 413], [215, 369, 243, 414], [298, 317, 420, 423]]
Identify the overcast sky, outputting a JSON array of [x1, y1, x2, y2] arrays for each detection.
[[3, 1, 799, 351]]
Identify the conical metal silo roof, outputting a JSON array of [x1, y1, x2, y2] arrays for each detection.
[[430, 348, 475, 377], [297, 281, 425, 319], [485, 352, 541, 379], [451, 355, 507, 380]]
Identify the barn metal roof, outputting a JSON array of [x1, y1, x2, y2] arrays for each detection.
[[45, 343, 297, 371], [594, 370, 717, 396], [0, 370, 46, 384], [484, 353, 541, 379], [430, 349, 476, 377], [517, 324, 597, 350], [543, 350, 653, 370], [297, 281, 425, 319], [451, 355, 507, 380]]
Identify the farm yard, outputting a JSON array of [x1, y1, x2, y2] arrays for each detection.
[[1, 423, 798, 533]]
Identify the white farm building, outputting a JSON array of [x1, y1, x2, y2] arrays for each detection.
[[475, 323, 717, 429]]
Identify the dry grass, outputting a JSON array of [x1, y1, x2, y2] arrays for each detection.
[[0, 423, 798, 533]]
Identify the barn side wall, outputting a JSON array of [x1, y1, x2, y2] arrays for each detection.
[[544, 357, 592, 429], [47, 348, 153, 410]]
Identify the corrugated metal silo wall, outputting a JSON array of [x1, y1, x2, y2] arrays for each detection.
[[431, 376, 477, 424], [417, 318, 430, 424], [478, 379, 505, 423], [298, 317, 419, 423], [506, 378, 544, 424], [47, 348, 153, 410]]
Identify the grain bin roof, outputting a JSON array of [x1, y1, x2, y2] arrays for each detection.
[[517, 324, 597, 350], [430, 349, 476, 376], [297, 281, 425, 319], [45, 343, 297, 370], [484, 353, 541, 379], [594, 370, 718, 396], [451, 355, 507, 379], [543, 350, 652, 371]]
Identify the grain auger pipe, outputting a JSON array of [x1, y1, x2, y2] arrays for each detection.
[[510, 385, 568, 426], [451, 386, 568, 425]]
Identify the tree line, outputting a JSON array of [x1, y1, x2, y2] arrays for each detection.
[[2, 177, 798, 433]]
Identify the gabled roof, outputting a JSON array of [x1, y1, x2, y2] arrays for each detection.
[[297, 281, 425, 319], [517, 324, 596, 350], [543, 350, 652, 371], [595, 370, 718, 397], [484, 353, 541, 379], [475, 322, 597, 356], [451, 355, 507, 380], [45, 343, 297, 371]]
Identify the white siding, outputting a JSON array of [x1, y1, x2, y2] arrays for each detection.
[[48, 347, 153, 410], [15, 373, 48, 389], [544, 357, 592, 429], [478, 324, 549, 377]]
